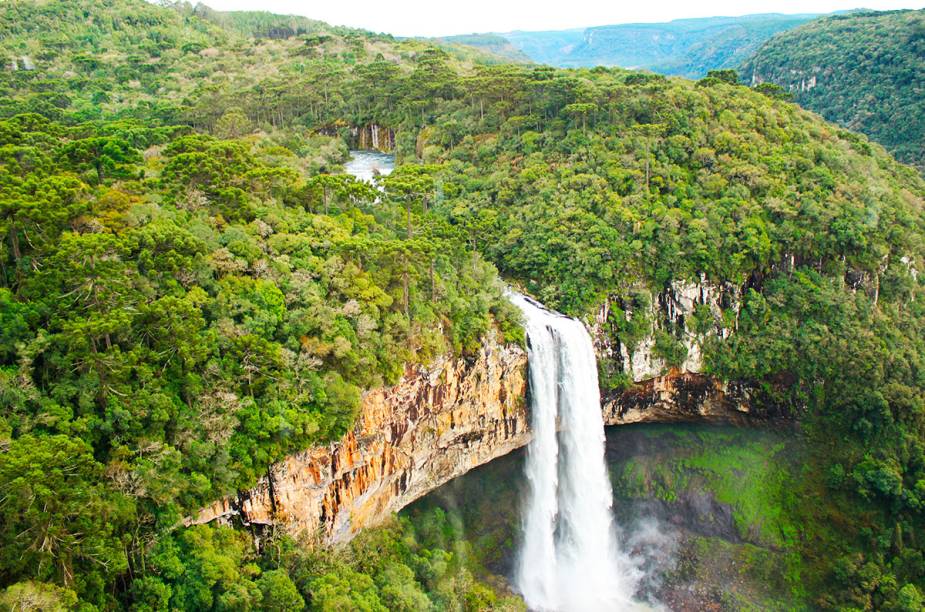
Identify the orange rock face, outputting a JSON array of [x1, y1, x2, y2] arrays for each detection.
[[190, 338, 528, 544]]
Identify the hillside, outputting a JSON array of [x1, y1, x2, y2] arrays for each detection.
[[1, 0, 925, 610], [434, 33, 532, 63], [454, 13, 822, 78], [741, 9, 925, 171]]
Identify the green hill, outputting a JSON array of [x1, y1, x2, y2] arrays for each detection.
[[436, 33, 532, 63], [1, 1, 925, 610], [741, 9, 925, 171]]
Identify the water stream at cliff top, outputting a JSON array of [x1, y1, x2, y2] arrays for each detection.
[[344, 150, 394, 183], [510, 294, 642, 611]]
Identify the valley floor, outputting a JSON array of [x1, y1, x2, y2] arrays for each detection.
[[404, 423, 805, 611]]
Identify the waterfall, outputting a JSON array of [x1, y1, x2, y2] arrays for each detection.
[[510, 294, 641, 611]]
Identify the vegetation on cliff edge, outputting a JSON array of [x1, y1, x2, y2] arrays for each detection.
[[1, 1, 924, 609], [741, 9, 925, 171]]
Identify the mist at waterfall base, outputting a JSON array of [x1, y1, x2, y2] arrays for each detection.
[[509, 294, 656, 611]]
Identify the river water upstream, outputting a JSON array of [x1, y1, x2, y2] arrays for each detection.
[[344, 150, 395, 183]]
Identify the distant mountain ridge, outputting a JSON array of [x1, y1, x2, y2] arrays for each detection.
[[443, 12, 826, 78], [429, 33, 532, 63]]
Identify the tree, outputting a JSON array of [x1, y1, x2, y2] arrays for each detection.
[[257, 569, 305, 611], [213, 108, 254, 139], [308, 569, 386, 612], [0, 173, 87, 289], [563, 102, 597, 132], [59, 136, 141, 184], [0, 581, 78, 611], [0, 435, 132, 604], [306, 174, 375, 215], [706, 69, 740, 85], [754, 82, 794, 101], [630, 123, 666, 193], [148, 526, 259, 611]]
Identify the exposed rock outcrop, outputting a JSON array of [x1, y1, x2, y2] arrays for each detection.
[[602, 371, 752, 425], [591, 278, 739, 382], [190, 337, 527, 544], [591, 279, 754, 424]]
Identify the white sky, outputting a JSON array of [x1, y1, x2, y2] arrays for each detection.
[[198, 0, 925, 37]]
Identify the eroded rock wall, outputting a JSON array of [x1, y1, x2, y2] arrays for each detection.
[[602, 371, 752, 425], [591, 279, 753, 424], [190, 337, 527, 544]]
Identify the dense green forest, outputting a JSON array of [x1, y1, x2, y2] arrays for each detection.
[[741, 9, 925, 172], [1, 0, 925, 609]]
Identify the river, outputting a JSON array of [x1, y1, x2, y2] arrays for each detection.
[[344, 150, 395, 183]]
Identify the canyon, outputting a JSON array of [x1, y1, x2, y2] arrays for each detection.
[[191, 335, 529, 543], [192, 286, 756, 545]]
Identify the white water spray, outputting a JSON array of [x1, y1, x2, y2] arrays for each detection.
[[511, 294, 641, 611]]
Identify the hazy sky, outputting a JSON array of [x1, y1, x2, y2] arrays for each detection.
[[199, 0, 924, 37]]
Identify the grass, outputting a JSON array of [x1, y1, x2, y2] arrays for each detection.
[[608, 423, 809, 605]]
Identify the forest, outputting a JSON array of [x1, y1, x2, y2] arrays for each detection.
[[742, 9, 925, 171], [1, 0, 924, 609]]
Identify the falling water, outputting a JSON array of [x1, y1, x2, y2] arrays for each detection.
[[510, 293, 641, 611]]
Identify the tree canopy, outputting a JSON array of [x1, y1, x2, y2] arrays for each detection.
[[1, 1, 924, 609]]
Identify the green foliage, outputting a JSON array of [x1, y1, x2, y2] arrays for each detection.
[[0, 13, 518, 601], [705, 69, 740, 84], [0, 435, 132, 607], [1, 1, 924, 609], [653, 329, 687, 367], [0, 581, 78, 611], [134, 513, 517, 612], [753, 82, 793, 101], [742, 9, 925, 171], [287, 512, 522, 612]]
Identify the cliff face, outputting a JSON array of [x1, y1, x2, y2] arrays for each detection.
[[191, 337, 528, 544], [602, 371, 752, 425], [591, 279, 754, 425], [192, 283, 763, 543]]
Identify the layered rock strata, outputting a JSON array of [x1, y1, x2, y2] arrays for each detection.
[[191, 338, 528, 544]]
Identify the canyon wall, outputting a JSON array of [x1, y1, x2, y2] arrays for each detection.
[[591, 279, 754, 425], [192, 282, 762, 543], [190, 336, 528, 544]]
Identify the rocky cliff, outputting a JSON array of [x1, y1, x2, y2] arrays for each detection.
[[591, 279, 754, 425], [192, 282, 763, 543], [602, 370, 752, 425], [190, 337, 528, 544]]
